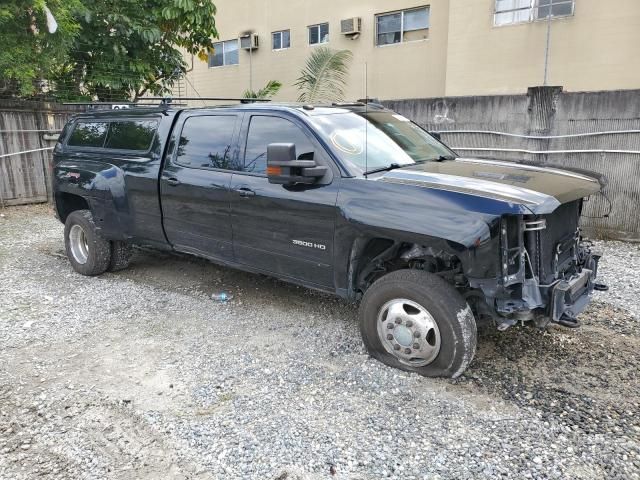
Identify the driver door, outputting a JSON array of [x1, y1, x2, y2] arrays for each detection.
[[230, 114, 340, 288]]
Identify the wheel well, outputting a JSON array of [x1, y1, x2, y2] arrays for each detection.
[[55, 192, 89, 223], [353, 238, 465, 298]]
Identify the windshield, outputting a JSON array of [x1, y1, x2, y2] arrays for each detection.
[[308, 110, 455, 174]]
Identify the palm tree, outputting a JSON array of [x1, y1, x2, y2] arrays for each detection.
[[242, 80, 282, 99], [294, 47, 353, 103]]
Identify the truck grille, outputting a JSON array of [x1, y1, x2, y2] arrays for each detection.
[[527, 200, 581, 283]]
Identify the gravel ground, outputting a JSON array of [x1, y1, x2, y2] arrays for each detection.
[[0, 204, 638, 480]]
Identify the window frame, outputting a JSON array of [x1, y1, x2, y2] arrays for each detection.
[[375, 6, 430, 47], [64, 118, 159, 155], [272, 29, 291, 51], [237, 113, 333, 181], [171, 113, 242, 172], [208, 39, 240, 68], [308, 22, 330, 46], [493, 0, 575, 27]]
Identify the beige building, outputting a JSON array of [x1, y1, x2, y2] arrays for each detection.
[[179, 0, 640, 102]]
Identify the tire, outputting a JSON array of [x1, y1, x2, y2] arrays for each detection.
[[64, 210, 111, 276], [359, 269, 477, 378], [108, 241, 134, 272]]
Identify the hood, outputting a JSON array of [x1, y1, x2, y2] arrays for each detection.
[[377, 157, 602, 215]]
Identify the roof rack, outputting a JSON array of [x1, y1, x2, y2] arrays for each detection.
[[144, 96, 271, 104], [62, 96, 270, 109]]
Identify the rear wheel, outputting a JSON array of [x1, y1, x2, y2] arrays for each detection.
[[108, 241, 134, 272], [64, 210, 111, 276], [359, 269, 477, 378]]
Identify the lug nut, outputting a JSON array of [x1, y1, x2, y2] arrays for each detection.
[[395, 318, 402, 325], [387, 324, 395, 329], [406, 320, 413, 327], [386, 334, 394, 340], [413, 343, 420, 349], [394, 344, 401, 351], [404, 348, 412, 354], [413, 331, 421, 338]]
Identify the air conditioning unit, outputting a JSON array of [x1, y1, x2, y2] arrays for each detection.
[[341, 17, 362, 35], [240, 34, 259, 50]]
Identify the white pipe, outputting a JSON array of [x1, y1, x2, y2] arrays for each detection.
[[434, 129, 640, 139], [0, 129, 62, 133], [452, 147, 640, 155], [0, 147, 54, 159]]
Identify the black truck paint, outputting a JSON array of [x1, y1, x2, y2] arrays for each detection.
[[52, 103, 605, 377]]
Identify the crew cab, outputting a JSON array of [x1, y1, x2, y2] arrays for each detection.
[[51, 102, 606, 378]]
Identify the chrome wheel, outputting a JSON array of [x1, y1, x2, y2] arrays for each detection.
[[377, 298, 441, 367], [68, 224, 89, 265]]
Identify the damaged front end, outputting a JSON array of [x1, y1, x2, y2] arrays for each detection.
[[470, 199, 605, 330]]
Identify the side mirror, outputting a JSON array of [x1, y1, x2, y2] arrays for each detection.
[[266, 143, 328, 185]]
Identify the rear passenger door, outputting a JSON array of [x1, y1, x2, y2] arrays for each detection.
[[160, 113, 242, 260], [230, 113, 340, 288]]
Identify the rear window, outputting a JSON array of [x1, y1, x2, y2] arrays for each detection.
[[67, 120, 158, 151], [67, 122, 108, 148]]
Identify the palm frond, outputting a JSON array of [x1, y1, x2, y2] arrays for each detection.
[[242, 79, 282, 99], [294, 47, 353, 103]]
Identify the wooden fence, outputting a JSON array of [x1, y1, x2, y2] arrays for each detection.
[[0, 100, 81, 206]]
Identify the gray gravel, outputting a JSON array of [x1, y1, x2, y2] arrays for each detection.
[[0, 205, 638, 480]]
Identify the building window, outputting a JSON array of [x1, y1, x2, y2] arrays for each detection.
[[536, 0, 574, 19], [272, 30, 291, 50], [208, 39, 239, 67], [308, 23, 329, 45], [376, 7, 430, 46], [494, 0, 574, 26]]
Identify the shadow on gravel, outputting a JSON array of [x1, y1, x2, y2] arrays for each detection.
[[457, 301, 639, 437]]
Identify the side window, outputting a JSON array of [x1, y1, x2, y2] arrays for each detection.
[[67, 122, 108, 148], [104, 120, 157, 151], [175, 115, 238, 170], [244, 116, 315, 175]]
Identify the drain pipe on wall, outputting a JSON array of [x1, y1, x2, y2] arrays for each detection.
[[543, 3, 553, 86]]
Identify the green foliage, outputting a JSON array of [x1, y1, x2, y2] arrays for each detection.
[[0, 0, 218, 101], [0, 0, 81, 97], [242, 80, 282, 99], [294, 47, 353, 103], [63, 0, 219, 101]]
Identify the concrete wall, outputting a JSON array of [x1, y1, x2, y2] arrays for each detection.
[[181, 0, 640, 101], [385, 87, 640, 240]]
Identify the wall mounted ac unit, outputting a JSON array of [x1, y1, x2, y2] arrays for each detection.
[[341, 17, 362, 35], [240, 34, 259, 50]]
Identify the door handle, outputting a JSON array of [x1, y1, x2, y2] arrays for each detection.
[[235, 187, 256, 198], [166, 177, 180, 186]]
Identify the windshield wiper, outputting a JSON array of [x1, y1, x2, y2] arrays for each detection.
[[364, 162, 402, 176], [416, 155, 456, 163]]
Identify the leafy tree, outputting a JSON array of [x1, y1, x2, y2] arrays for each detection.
[[295, 47, 353, 103], [242, 80, 282, 100], [0, 0, 81, 97], [61, 0, 219, 101], [1, 0, 219, 101]]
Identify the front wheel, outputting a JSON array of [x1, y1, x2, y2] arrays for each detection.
[[359, 269, 477, 378]]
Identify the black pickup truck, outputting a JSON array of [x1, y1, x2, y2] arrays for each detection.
[[52, 102, 605, 378]]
